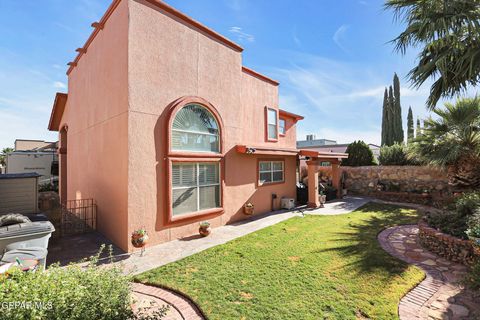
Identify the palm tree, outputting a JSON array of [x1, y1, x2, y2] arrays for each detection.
[[408, 97, 480, 188], [385, 0, 480, 109], [0, 147, 13, 167]]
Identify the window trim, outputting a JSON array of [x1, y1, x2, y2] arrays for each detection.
[[167, 157, 224, 224], [257, 159, 285, 187], [279, 117, 286, 136], [265, 107, 279, 142], [167, 96, 225, 158], [165, 96, 225, 226]]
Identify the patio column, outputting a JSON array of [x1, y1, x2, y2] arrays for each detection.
[[331, 161, 341, 198], [307, 160, 320, 208]]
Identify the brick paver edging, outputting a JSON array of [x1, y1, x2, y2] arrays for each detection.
[[379, 225, 443, 319], [378, 225, 479, 320], [132, 282, 206, 320]]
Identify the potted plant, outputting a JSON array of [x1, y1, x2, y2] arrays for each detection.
[[319, 191, 326, 208], [199, 221, 211, 237], [131, 227, 148, 254], [244, 202, 254, 215]]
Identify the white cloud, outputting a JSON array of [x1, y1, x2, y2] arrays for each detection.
[[229, 27, 255, 43], [333, 24, 349, 53], [358, 1, 368, 6], [53, 81, 66, 89]]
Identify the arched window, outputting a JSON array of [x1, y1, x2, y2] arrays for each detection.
[[171, 104, 220, 153], [166, 98, 224, 222]]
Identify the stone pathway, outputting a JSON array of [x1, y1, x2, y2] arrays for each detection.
[[131, 283, 204, 320], [378, 225, 480, 320]]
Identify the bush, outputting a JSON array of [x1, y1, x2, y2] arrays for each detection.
[[0, 246, 168, 320], [425, 210, 469, 239], [455, 191, 480, 217], [466, 211, 480, 239], [465, 260, 480, 291], [39, 182, 58, 193], [341, 140, 376, 167], [378, 143, 416, 165]]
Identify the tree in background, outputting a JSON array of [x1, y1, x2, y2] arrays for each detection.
[[408, 97, 480, 188], [342, 141, 376, 167], [393, 73, 404, 143], [379, 143, 416, 165], [381, 88, 390, 146], [0, 147, 13, 167], [407, 106, 414, 142], [381, 75, 404, 146], [416, 118, 422, 138], [385, 0, 480, 109]]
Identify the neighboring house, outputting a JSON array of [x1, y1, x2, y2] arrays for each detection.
[[298, 136, 380, 162], [14, 139, 56, 151], [296, 135, 337, 149], [47, 0, 346, 252], [5, 140, 58, 184]]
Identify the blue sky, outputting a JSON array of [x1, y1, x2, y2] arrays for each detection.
[[0, 0, 435, 149]]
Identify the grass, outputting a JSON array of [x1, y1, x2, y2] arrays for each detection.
[[136, 203, 425, 319]]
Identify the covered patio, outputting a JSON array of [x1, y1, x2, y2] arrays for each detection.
[[298, 150, 349, 208]]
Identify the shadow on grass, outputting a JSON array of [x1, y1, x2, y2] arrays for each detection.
[[314, 202, 420, 275]]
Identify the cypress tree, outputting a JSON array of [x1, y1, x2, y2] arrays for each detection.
[[387, 85, 395, 146], [381, 88, 388, 146], [393, 73, 404, 143], [407, 106, 414, 142], [416, 117, 421, 138]]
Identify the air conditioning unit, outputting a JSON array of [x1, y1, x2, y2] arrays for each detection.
[[280, 198, 295, 210]]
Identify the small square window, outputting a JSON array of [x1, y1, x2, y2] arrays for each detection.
[[258, 160, 284, 185]]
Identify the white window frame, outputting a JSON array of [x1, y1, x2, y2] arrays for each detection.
[[267, 108, 278, 140], [171, 104, 220, 153], [172, 162, 221, 216], [258, 160, 284, 185], [279, 118, 286, 135]]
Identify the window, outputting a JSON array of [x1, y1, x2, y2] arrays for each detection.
[[172, 162, 220, 216], [279, 118, 286, 135], [259, 160, 284, 184], [267, 108, 278, 140], [172, 104, 220, 153]]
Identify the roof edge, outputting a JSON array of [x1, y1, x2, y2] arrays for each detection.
[[67, 0, 244, 75], [48, 93, 68, 131], [279, 109, 304, 121], [242, 66, 279, 86]]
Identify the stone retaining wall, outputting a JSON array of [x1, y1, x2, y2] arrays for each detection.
[[418, 220, 480, 265], [341, 166, 454, 206]]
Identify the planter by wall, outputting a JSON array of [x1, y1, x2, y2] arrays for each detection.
[[418, 220, 480, 266]]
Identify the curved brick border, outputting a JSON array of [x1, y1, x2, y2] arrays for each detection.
[[131, 283, 205, 320], [418, 220, 480, 266], [378, 225, 479, 320]]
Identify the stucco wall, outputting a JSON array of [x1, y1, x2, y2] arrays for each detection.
[[61, 0, 129, 249], [126, 0, 298, 250]]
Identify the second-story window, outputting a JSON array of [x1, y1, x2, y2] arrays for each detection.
[[267, 108, 278, 140], [279, 118, 286, 135], [172, 104, 220, 153]]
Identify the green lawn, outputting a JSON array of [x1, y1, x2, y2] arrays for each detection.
[[136, 203, 425, 320]]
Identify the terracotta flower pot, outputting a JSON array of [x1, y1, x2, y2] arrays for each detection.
[[199, 226, 211, 237], [244, 206, 254, 215], [131, 233, 148, 248]]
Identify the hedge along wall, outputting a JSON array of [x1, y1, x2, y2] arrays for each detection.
[[340, 166, 454, 206]]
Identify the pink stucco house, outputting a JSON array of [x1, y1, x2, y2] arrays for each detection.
[[48, 0, 346, 252]]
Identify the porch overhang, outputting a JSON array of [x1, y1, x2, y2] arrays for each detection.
[[235, 145, 299, 156], [299, 149, 348, 162]]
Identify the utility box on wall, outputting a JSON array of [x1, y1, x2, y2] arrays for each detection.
[[0, 173, 40, 214]]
